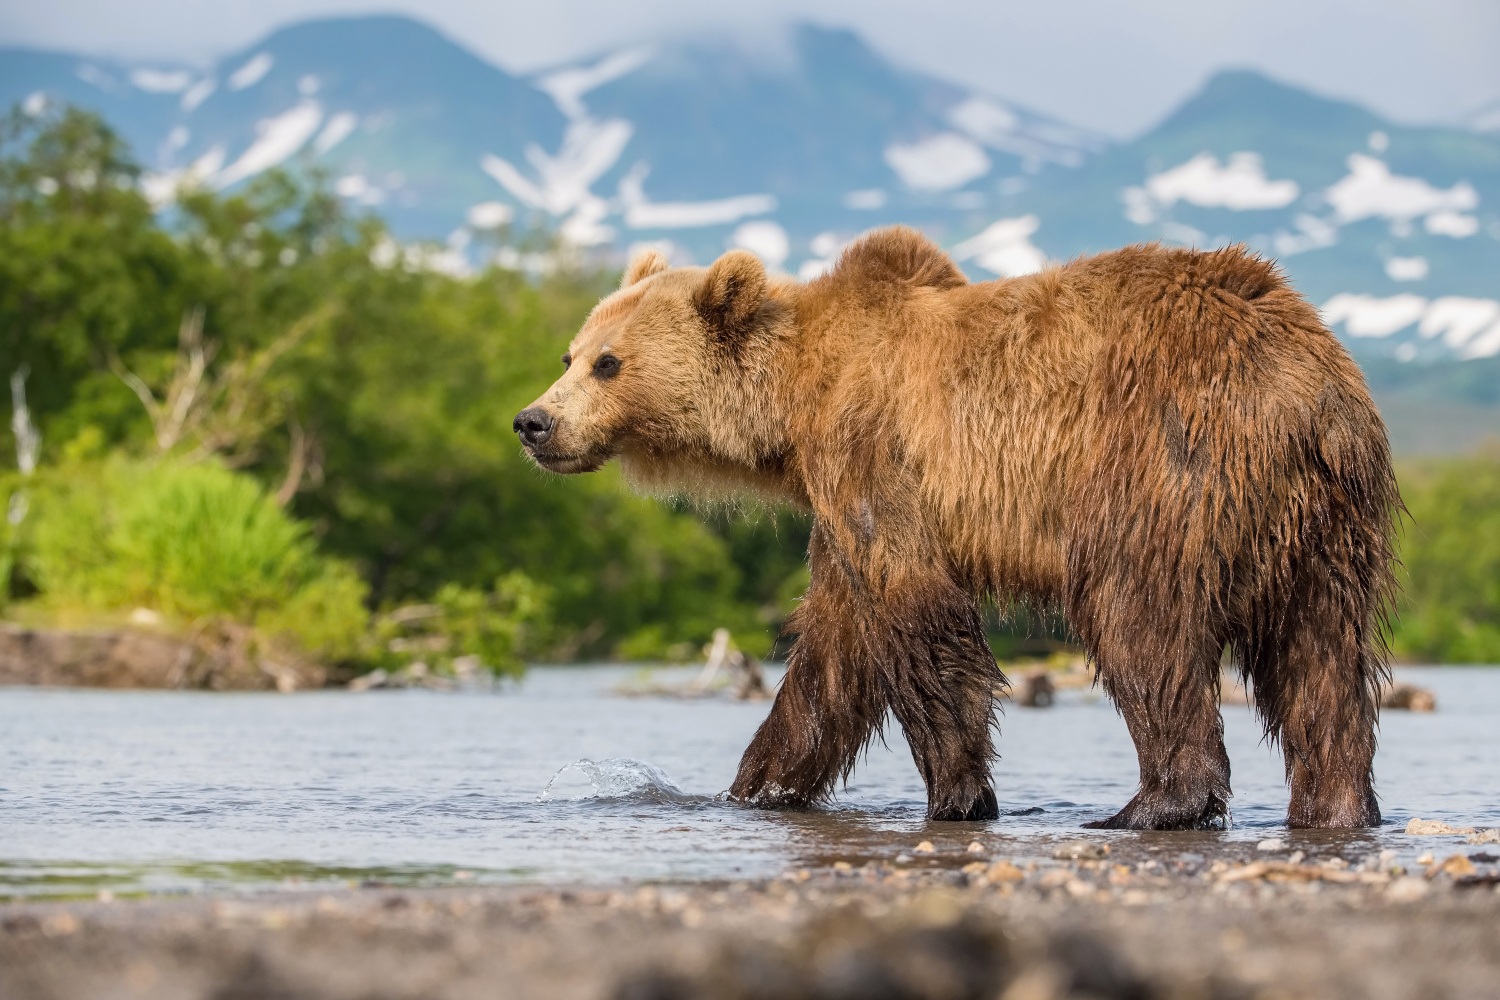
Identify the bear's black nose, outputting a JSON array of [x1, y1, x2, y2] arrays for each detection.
[[513, 407, 555, 448]]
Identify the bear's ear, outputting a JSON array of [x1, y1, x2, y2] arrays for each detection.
[[694, 249, 767, 342], [621, 248, 670, 288]]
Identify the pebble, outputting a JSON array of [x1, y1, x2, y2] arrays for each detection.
[[913, 841, 936, 855], [1433, 854, 1476, 878], [1386, 876, 1430, 902], [1287, 850, 1306, 865], [966, 840, 986, 854], [895, 854, 914, 864], [1256, 838, 1287, 852], [1038, 869, 1073, 889], [982, 861, 1026, 884], [1052, 840, 1109, 861], [1065, 879, 1096, 899], [1467, 828, 1500, 845]]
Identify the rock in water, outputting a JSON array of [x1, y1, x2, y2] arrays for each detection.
[[1381, 683, 1436, 711], [1018, 670, 1054, 708]]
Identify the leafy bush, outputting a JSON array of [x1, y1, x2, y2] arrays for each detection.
[[20, 458, 368, 659], [1393, 449, 1500, 663], [371, 571, 548, 678]]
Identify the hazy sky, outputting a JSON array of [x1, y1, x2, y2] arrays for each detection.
[[2, 0, 1496, 137]]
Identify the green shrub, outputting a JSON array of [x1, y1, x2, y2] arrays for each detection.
[[21, 457, 368, 658], [1393, 448, 1500, 664], [371, 571, 549, 677]]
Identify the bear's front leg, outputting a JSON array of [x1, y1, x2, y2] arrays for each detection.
[[728, 530, 889, 809], [729, 522, 1003, 820]]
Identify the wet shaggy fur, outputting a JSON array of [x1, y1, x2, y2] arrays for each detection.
[[517, 229, 1400, 828]]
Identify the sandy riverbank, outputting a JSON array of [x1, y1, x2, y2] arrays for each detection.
[[5, 843, 1499, 1000]]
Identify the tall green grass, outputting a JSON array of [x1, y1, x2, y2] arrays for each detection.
[[1393, 448, 1500, 663], [20, 458, 368, 659]]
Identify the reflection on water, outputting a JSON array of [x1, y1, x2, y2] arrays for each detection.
[[0, 666, 1495, 900]]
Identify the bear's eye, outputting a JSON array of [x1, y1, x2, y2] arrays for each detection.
[[592, 354, 622, 379], [561, 353, 572, 369]]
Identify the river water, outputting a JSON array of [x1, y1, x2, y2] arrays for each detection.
[[1, 666, 1495, 900]]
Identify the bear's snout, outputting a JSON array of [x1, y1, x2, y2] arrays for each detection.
[[513, 407, 556, 449]]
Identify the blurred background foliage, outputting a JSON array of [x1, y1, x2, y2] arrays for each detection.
[[1392, 447, 1500, 664], [2, 107, 1497, 672]]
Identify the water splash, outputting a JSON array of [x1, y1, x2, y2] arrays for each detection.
[[537, 758, 691, 804]]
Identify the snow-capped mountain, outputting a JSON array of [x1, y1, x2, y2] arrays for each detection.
[[3, 15, 1499, 363]]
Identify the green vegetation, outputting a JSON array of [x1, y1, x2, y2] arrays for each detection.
[[0, 106, 806, 675], [18, 458, 368, 659], [1392, 448, 1500, 664]]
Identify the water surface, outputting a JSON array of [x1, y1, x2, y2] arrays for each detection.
[[1, 666, 1495, 899]]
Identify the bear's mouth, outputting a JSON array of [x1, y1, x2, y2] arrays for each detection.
[[526, 447, 608, 475]]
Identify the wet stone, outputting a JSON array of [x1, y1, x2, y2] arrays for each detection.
[[1052, 840, 1109, 861]]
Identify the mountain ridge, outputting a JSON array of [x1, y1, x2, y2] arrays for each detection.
[[2, 14, 1498, 367]]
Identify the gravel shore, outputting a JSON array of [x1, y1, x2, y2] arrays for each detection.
[[5, 841, 1499, 1000]]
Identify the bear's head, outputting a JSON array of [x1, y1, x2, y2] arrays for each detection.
[[513, 247, 781, 482]]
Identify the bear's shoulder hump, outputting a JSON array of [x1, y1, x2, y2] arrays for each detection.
[[832, 226, 967, 291]]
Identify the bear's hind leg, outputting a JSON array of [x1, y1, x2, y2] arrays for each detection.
[[1084, 628, 1231, 830], [1241, 573, 1382, 829]]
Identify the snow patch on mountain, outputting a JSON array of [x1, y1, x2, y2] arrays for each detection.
[[1325, 154, 1479, 228], [216, 101, 322, 188], [560, 197, 615, 246], [181, 78, 216, 111], [1323, 294, 1500, 358], [1424, 210, 1480, 238], [945, 96, 1093, 167], [1385, 256, 1429, 281], [1125, 153, 1298, 225], [1273, 214, 1339, 256], [130, 69, 192, 94], [334, 173, 385, 205], [467, 202, 515, 229], [948, 97, 1018, 140], [140, 145, 225, 209], [228, 53, 274, 91], [481, 117, 633, 217], [1421, 298, 1500, 351], [619, 165, 776, 229], [538, 49, 652, 120], [314, 112, 358, 155], [885, 133, 990, 191], [731, 220, 789, 270], [952, 216, 1047, 277]]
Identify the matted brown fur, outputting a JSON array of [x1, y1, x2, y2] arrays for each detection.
[[515, 227, 1400, 828]]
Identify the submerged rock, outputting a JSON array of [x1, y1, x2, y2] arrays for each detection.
[[1381, 683, 1436, 711], [1406, 818, 1476, 836]]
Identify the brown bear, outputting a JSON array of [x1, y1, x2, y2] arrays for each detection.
[[514, 227, 1399, 829]]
